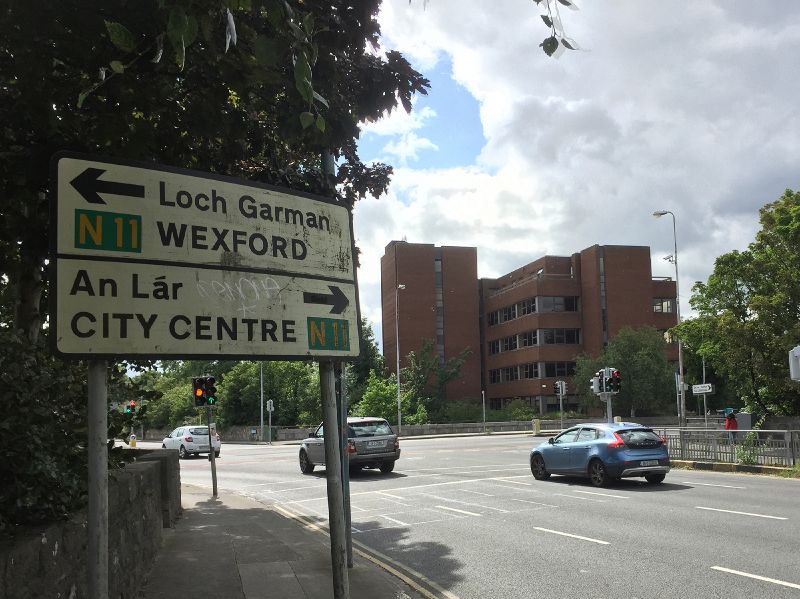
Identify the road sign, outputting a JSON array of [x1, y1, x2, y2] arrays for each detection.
[[50, 152, 360, 359], [692, 383, 713, 394]]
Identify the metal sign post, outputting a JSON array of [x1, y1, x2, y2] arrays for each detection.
[[87, 360, 108, 599], [267, 399, 274, 444], [206, 405, 218, 497]]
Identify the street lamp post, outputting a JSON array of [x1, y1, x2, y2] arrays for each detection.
[[395, 284, 405, 435], [653, 210, 686, 427]]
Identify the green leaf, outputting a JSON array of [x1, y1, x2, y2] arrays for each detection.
[[303, 12, 315, 34], [254, 35, 279, 66], [167, 7, 189, 52], [561, 38, 576, 50], [109, 60, 125, 74], [541, 36, 559, 57], [299, 111, 315, 128], [312, 90, 329, 108], [77, 91, 89, 109], [294, 52, 313, 101], [541, 15, 553, 28], [105, 21, 136, 53], [315, 114, 326, 132], [184, 16, 199, 47]]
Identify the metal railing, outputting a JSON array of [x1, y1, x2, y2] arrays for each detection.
[[652, 428, 799, 467]]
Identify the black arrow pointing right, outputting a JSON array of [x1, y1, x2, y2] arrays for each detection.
[[303, 286, 349, 314], [70, 167, 145, 205]]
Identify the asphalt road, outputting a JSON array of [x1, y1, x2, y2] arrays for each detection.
[[141, 434, 800, 598]]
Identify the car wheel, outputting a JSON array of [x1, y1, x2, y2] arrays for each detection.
[[214, 451, 220, 458], [178, 445, 188, 459], [645, 473, 665, 484], [379, 460, 395, 474], [530, 454, 551, 480], [299, 450, 315, 474], [588, 459, 609, 487], [161, 444, 166, 449]]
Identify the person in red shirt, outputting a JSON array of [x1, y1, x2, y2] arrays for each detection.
[[724, 412, 738, 444]]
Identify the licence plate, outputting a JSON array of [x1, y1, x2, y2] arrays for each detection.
[[640, 460, 659, 466], [367, 440, 384, 448]]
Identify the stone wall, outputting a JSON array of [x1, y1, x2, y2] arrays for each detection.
[[0, 449, 180, 599]]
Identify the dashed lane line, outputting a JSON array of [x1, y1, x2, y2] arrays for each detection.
[[681, 481, 746, 489], [533, 527, 610, 545], [696, 506, 787, 520], [711, 566, 800, 590], [572, 490, 630, 499], [435, 505, 482, 517]]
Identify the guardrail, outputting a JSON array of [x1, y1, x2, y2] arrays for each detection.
[[651, 428, 799, 467]]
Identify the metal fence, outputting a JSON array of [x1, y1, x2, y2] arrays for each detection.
[[652, 428, 800, 467]]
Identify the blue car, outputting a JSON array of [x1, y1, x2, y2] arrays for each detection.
[[530, 422, 670, 487]]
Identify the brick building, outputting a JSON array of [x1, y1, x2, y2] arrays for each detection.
[[381, 242, 678, 413]]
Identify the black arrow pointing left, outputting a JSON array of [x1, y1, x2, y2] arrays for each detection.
[[70, 167, 145, 205], [303, 286, 349, 314]]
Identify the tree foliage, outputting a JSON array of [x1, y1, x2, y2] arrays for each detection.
[[401, 338, 471, 422], [573, 327, 674, 417], [678, 189, 800, 417]]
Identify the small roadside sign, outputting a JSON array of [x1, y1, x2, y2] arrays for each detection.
[[50, 152, 361, 360], [692, 383, 714, 394]]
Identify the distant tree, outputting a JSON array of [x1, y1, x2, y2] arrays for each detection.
[[401, 339, 471, 421], [346, 318, 385, 409], [354, 372, 401, 423], [678, 189, 800, 418]]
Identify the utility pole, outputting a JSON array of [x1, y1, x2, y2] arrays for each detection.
[[88, 360, 108, 599]]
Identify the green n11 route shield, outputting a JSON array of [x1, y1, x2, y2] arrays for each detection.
[[50, 152, 360, 360]]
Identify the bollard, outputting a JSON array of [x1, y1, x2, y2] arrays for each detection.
[[129, 433, 137, 448], [532, 419, 541, 434]]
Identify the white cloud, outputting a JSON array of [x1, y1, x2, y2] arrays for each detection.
[[354, 0, 800, 351]]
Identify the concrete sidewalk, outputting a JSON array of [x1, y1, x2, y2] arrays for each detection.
[[138, 485, 426, 599]]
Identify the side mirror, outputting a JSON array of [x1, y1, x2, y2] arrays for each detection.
[[548, 437, 555, 445]]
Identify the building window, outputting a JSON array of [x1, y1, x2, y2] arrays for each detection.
[[544, 362, 577, 377], [488, 310, 499, 326], [540, 329, 581, 344], [502, 366, 519, 382], [489, 398, 502, 410], [502, 335, 518, 352], [488, 340, 500, 355], [489, 369, 501, 384], [502, 305, 517, 322], [653, 298, 674, 313], [522, 363, 539, 379], [538, 296, 579, 313], [520, 330, 537, 347], [518, 298, 536, 315]]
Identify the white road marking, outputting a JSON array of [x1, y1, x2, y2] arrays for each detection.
[[533, 527, 610, 545], [350, 526, 363, 533], [509, 498, 559, 508], [377, 491, 406, 500], [379, 514, 410, 526], [420, 493, 509, 513], [682, 481, 746, 489], [493, 478, 532, 486], [572, 490, 630, 499], [553, 493, 606, 502], [711, 566, 800, 590], [435, 505, 482, 517], [460, 489, 494, 497], [696, 506, 787, 520]]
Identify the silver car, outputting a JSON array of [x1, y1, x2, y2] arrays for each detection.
[[299, 417, 400, 475], [162, 426, 221, 459]]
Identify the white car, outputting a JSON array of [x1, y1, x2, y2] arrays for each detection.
[[162, 426, 221, 459]]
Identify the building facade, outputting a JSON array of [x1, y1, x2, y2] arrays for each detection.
[[381, 242, 678, 412], [380, 241, 482, 400]]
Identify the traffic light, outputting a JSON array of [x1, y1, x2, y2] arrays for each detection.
[[205, 377, 218, 405], [559, 381, 567, 396], [596, 371, 605, 393], [590, 375, 600, 394], [610, 369, 621, 393], [193, 377, 207, 407], [125, 401, 135, 414]]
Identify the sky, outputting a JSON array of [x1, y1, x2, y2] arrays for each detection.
[[351, 0, 800, 352]]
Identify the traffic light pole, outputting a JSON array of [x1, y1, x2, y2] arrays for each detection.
[[87, 359, 108, 599], [604, 392, 613, 424], [206, 405, 218, 498]]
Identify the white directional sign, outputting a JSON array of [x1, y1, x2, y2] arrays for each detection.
[[50, 153, 360, 359], [692, 383, 714, 394]]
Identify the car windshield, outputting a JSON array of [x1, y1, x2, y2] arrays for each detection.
[[617, 428, 662, 447], [189, 428, 209, 436], [349, 421, 393, 437]]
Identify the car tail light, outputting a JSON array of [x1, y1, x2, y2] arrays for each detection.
[[607, 432, 625, 449], [394, 439, 400, 450], [660, 435, 668, 445], [184, 435, 193, 442], [347, 440, 357, 454]]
